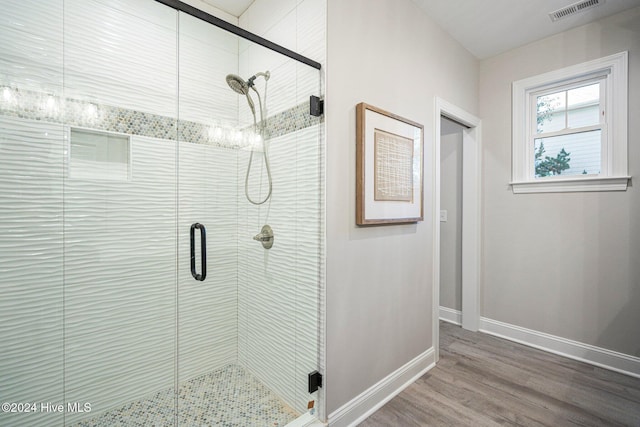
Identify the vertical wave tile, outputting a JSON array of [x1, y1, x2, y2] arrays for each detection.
[[0, 118, 65, 427]]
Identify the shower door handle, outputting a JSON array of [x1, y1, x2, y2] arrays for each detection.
[[190, 223, 207, 281]]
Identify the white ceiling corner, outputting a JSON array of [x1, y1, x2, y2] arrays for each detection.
[[200, 0, 255, 17]]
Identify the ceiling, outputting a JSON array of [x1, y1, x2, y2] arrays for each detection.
[[201, 0, 254, 17], [411, 0, 640, 59], [199, 0, 640, 59]]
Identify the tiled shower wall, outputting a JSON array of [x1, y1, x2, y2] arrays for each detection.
[[0, 0, 325, 424], [236, 0, 326, 414], [237, 125, 323, 413]]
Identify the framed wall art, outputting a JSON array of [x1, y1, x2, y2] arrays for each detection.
[[356, 102, 424, 225]]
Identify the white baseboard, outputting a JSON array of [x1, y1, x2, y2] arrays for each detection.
[[327, 348, 435, 427], [439, 306, 462, 325], [480, 317, 640, 379], [285, 412, 325, 427]]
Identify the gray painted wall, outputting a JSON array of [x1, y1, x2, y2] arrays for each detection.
[[326, 0, 479, 414], [440, 117, 464, 311], [479, 7, 640, 357]]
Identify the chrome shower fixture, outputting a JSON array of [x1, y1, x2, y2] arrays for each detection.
[[246, 71, 270, 87], [226, 71, 270, 89], [227, 74, 249, 95], [225, 71, 271, 116], [253, 224, 274, 249], [226, 70, 273, 205], [226, 74, 255, 114], [225, 74, 249, 95]]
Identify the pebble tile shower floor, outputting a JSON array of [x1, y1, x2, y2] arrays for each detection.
[[71, 364, 298, 427]]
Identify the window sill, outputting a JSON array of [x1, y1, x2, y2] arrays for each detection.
[[510, 176, 630, 194]]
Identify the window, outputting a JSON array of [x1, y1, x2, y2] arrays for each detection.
[[511, 52, 628, 193]]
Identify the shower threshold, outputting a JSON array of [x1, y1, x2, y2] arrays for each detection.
[[71, 364, 298, 426]]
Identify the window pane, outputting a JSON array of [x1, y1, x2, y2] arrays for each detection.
[[537, 91, 565, 133], [568, 83, 599, 107], [539, 109, 566, 133], [568, 105, 600, 128], [567, 83, 600, 128], [534, 130, 601, 177]]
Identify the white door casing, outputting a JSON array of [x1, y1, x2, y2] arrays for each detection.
[[433, 97, 481, 361]]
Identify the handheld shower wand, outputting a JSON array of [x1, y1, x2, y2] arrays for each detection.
[[225, 71, 272, 205]]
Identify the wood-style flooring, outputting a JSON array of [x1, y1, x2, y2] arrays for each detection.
[[359, 321, 640, 426]]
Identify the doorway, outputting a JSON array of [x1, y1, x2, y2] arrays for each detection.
[[439, 116, 465, 324], [433, 98, 481, 361]]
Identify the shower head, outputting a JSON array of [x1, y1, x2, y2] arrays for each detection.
[[226, 74, 255, 114], [226, 71, 270, 117], [228, 71, 271, 92], [226, 74, 250, 95]]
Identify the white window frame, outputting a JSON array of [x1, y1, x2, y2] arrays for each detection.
[[511, 51, 629, 193]]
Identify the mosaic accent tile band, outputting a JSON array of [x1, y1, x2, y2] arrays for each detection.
[[0, 87, 322, 146], [70, 364, 299, 427]]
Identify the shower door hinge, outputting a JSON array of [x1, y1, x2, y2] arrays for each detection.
[[310, 95, 324, 117], [308, 370, 323, 393]]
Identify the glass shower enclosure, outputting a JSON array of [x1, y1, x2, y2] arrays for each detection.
[[0, 0, 324, 425]]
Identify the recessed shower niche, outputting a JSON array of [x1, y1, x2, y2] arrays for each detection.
[[0, 0, 324, 425], [69, 128, 130, 180]]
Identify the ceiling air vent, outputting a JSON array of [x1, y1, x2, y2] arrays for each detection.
[[549, 0, 604, 22]]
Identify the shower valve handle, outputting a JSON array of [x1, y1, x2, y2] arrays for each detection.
[[253, 225, 274, 249]]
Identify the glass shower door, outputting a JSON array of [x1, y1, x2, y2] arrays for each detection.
[[0, 2, 65, 426], [61, 1, 178, 425], [176, 12, 245, 425], [177, 10, 323, 425]]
